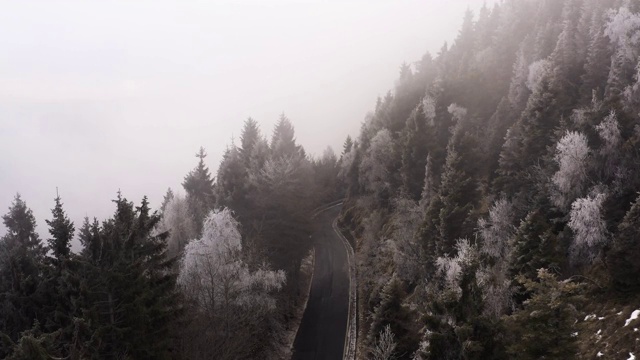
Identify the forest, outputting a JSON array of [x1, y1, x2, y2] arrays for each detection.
[[2, 0, 640, 359], [0, 116, 342, 359], [338, 0, 640, 359]]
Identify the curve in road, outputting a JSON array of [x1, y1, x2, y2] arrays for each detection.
[[292, 204, 350, 360]]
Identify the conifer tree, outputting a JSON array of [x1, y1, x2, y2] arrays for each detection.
[[45, 194, 74, 267], [80, 194, 180, 359], [504, 269, 584, 360], [271, 114, 299, 159], [608, 193, 640, 290], [400, 103, 431, 201], [0, 194, 46, 341], [183, 147, 215, 233], [240, 117, 260, 165]]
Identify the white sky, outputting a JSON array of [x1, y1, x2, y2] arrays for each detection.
[[0, 0, 495, 243]]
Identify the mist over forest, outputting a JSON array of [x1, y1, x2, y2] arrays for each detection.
[[2, 0, 640, 359]]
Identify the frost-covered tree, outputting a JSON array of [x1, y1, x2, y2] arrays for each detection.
[[568, 192, 608, 264], [178, 208, 285, 312], [477, 198, 516, 318], [386, 198, 426, 284], [526, 59, 552, 92], [551, 131, 591, 209], [604, 7, 640, 99], [508, 47, 532, 112], [479, 198, 516, 259], [595, 110, 623, 179], [359, 129, 395, 202], [435, 239, 478, 299], [421, 94, 436, 126], [371, 325, 398, 360], [178, 208, 285, 359], [419, 154, 435, 212], [156, 192, 197, 258]]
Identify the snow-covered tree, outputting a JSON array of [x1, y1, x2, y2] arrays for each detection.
[[604, 7, 640, 99], [371, 325, 398, 360], [359, 129, 395, 200], [568, 192, 608, 264], [526, 59, 551, 92], [421, 94, 436, 126], [479, 198, 516, 259], [386, 197, 425, 284], [477, 198, 516, 317], [435, 239, 477, 299], [178, 208, 285, 313], [156, 192, 197, 258], [551, 131, 591, 209], [447, 103, 467, 123]]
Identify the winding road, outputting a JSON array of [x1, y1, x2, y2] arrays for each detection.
[[292, 204, 351, 360]]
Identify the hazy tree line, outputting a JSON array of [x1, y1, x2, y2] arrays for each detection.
[[0, 116, 342, 359], [337, 0, 640, 359]]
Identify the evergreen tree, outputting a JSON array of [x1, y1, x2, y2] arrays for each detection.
[[45, 194, 74, 267], [40, 194, 80, 356], [0, 194, 46, 342], [342, 135, 354, 156], [608, 193, 640, 290], [160, 187, 174, 213], [400, 103, 431, 201], [182, 147, 215, 233], [366, 276, 417, 360], [504, 269, 584, 360], [240, 117, 260, 164], [80, 194, 180, 359], [271, 114, 299, 159]]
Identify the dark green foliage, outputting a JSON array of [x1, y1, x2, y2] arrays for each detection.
[[45, 195, 74, 266], [339, 2, 640, 358], [510, 209, 564, 285], [78, 194, 180, 359], [400, 103, 431, 201], [504, 269, 584, 360], [271, 114, 300, 158], [367, 276, 418, 359], [183, 147, 216, 233], [608, 194, 640, 290], [0, 194, 46, 342]]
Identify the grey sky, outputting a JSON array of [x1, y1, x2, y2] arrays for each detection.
[[0, 0, 495, 243]]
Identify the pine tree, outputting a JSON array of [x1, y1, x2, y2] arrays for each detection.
[[45, 194, 74, 267], [41, 194, 80, 356], [504, 269, 584, 360], [80, 195, 180, 359], [509, 209, 563, 286], [400, 103, 431, 201], [342, 135, 354, 157], [0, 194, 47, 342], [271, 114, 299, 159], [240, 117, 260, 166], [608, 193, 640, 290], [160, 187, 174, 213], [182, 147, 215, 234], [366, 276, 417, 359]]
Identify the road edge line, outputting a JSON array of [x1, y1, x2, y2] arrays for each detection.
[[288, 246, 316, 357], [332, 216, 356, 360]]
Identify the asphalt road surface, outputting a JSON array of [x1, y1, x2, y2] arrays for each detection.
[[292, 205, 350, 360]]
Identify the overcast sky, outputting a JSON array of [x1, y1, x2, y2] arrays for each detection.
[[0, 0, 496, 243]]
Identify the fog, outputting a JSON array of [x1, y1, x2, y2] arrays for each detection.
[[0, 0, 495, 241]]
